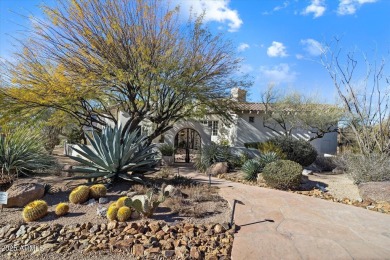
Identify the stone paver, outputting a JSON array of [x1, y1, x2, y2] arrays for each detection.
[[177, 166, 390, 260]]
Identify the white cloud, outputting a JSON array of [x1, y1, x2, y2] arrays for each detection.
[[296, 54, 304, 60], [337, 0, 378, 15], [178, 0, 243, 32], [267, 41, 288, 57], [300, 38, 325, 56], [259, 63, 297, 84], [237, 43, 250, 52], [302, 0, 326, 18]]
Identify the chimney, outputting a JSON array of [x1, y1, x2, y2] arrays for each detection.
[[231, 88, 247, 102]]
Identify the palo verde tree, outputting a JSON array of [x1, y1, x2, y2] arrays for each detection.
[[261, 84, 343, 141], [0, 0, 249, 142]]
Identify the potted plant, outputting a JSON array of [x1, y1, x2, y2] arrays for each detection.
[[159, 144, 175, 166]]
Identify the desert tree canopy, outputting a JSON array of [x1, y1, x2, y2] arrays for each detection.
[[0, 0, 250, 141]]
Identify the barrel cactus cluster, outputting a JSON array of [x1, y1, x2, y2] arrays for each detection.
[[69, 184, 107, 204]]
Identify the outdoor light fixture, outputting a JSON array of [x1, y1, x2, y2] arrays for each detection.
[[230, 199, 245, 227]]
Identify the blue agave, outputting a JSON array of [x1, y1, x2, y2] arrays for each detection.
[[67, 123, 159, 184]]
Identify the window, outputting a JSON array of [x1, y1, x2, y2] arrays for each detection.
[[212, 121, 218, 136], [249, 116, 255, 123]]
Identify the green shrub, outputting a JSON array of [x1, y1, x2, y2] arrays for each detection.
[[242, 159, 262, 181], [262, 160, 303, 190], [269, 137, 317, 166], [0, 127, 56, 177], [335, 153, 390, 184], [159, 143, 174, 156]]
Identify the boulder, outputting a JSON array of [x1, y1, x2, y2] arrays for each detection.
[[206, 162, 228, 176], [5, 183, 45, 207], [358, 182, 390, 203]]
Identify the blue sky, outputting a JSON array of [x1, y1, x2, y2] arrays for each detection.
[[1, 0, 390, 103]]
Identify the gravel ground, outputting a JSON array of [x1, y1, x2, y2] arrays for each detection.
[[306, 172, 362, 200]]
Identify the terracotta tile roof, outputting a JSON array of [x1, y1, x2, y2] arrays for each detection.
[[234, 102, 266, 111]]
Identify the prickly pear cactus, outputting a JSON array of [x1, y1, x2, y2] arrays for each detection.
[[69, 185, 90, 204], [55, 202, 70, 216], [116, 196, 132, 208], [22, 200, 48, 222]]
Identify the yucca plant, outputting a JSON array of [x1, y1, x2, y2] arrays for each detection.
[[0, 127, 56, 178], [67, 122, 159, 184]]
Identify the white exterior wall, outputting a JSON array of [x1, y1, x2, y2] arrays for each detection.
[[229, 112, 338, 155]]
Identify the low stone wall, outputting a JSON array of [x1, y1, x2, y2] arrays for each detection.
[[0, 221, 235, 259]]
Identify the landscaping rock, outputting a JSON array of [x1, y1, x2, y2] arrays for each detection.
[[164, 185, 182, 197], [302, 169, 313, 176], [332, 167, 344, 175], [206, 162, 228, 176], [359, 182, 390, 203], [5, 183, 45, 207], [98, 197, 109, 204]]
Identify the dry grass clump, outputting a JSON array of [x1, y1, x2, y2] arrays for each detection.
[[163, 184, 225, 218]]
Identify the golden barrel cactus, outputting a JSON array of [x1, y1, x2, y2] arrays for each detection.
[[55, 202, 69, 216], [22, 200, 48, 222], [117, 206, 131, 222], [107, 205, 119, 221], [89, 184, 107, 199], [69, 185, 90, 204], [116, 196, 131, 207]]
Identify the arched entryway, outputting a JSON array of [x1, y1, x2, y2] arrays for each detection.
[[174, 128, 201, 163]]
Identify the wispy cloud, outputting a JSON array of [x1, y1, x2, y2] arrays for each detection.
[[259, 63, 297, 84], [300, 38, 325, 56], [267, 41, 288, 57], [237, 43, 250, 52], [178, 0, 243, 32], [238, 64, 254, 74], [302, 0, 326, 18], [273, 1, 290, 11], [337, 0, 378, 15]]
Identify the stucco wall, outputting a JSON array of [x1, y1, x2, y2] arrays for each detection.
[[231, 112, 338, 155]]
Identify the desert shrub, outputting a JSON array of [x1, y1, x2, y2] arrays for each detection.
[[242, 159, 262, 181], [244, 142, 261, 149], [258, 141, 286, 159], [312, 156, 337, 172], [268, 137, 317, 166], [335, 153, 390, 184], [0, 127, 56, 177], [195, 143, 231, 172], [159, 143, 174, 156], [262, 160, 303, 190], [41, 126, 61, 154]]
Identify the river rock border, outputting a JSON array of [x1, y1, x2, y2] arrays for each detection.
[[0, 221, 234, 259]]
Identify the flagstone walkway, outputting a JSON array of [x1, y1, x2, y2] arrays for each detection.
[[176, 166, 390, 260]]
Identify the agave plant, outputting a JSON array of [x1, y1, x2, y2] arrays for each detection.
[[242, 159, 262, 181], [258, 152, 280, 166], [194, 143, 231, 172], [0, 127, 56, 178], [67, 123, 159, 184]]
